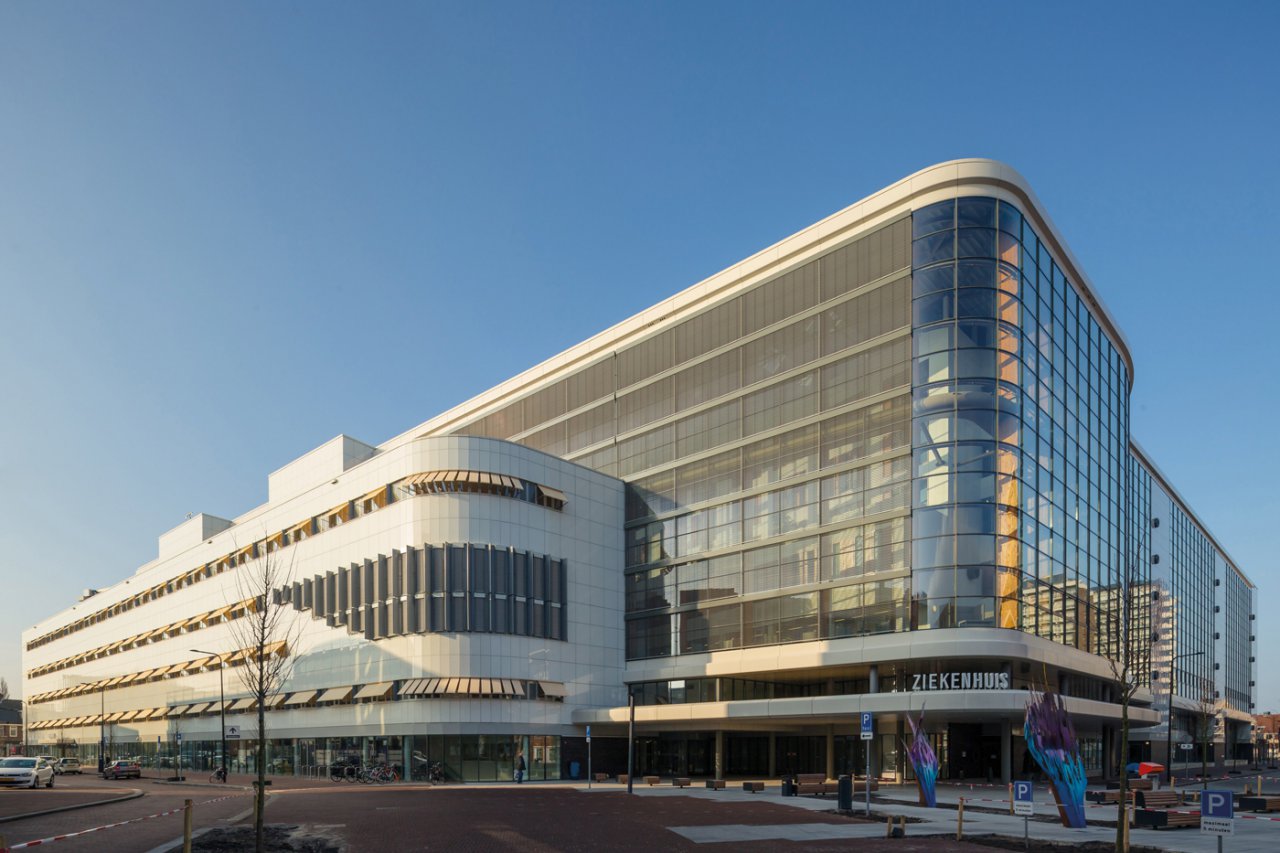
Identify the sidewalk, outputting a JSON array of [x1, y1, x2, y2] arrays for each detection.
[[620, 780, 1280, 853]]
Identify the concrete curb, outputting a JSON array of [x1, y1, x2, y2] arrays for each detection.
[[0, 787, 145, 824]]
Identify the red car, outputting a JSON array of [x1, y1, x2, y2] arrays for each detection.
[[102, 760, 141, 780]]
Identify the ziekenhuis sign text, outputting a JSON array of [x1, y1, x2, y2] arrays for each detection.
[[912, 672, 1011, 691]]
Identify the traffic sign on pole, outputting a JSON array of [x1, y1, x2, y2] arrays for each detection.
[[1201, 789, 1234, 836], [860, 712, 874, 741], [224, 725, 240, 740], [1013, 781, 1034, 816]]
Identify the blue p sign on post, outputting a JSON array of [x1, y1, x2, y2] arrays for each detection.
[[860, 712, 873, 741], [1013, 780, 1034, 816], [1201, 789, 1234, 836]]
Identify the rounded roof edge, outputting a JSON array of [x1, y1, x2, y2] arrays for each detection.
[[383, 158, 1135, 451], [897, 159, 1134, 387]]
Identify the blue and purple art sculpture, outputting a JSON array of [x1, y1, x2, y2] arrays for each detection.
[[904, 710, 939, 807], [1023, 690, 1087, 828]]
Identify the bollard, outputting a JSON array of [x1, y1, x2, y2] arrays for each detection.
[[1008, 783, 1014, 815], [183, 799, 193, 853], [898, 814, 906, 837], [1260, 774, 1264, 796], [957, 797, 964, 840], [885, 814, 893, 838]]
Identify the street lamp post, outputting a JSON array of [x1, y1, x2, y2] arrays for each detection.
[[192, 649, 226, 781], [1163, 650, 1204, 787]]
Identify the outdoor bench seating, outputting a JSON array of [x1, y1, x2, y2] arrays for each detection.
[[674, 777, 691, 788], [1239, 795, 1280, 812], [643, 775, 660, 786], [795, 773, 835, 796], [742, 781, 764, 792], [705, 779, 726, 790], [1134, 791, 1200, 830], [594, 772, 609, 783]]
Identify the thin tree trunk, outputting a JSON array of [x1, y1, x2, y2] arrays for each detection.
[[256, 655, 266, 851]]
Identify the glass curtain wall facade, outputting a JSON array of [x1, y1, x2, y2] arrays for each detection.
[[910, 197, 1133, 654], [454, 219, 917, 659]]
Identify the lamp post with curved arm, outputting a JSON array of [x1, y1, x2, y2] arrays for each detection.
[[191, 649, 226, 781]]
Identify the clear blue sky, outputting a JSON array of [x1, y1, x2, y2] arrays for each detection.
[[2, 2, 1276, 709]]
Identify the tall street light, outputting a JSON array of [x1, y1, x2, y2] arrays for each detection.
[[191, 649, 226, 781], [1163, 650, 1204, 786]]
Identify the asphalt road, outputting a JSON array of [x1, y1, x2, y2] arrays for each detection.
[[0, 777, 1011, 853]]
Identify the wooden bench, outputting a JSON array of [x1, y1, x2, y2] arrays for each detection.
[[1239, 795, 1280, 812], [617, 774, 628, 785], [1086, 789, 1129, 804], [673, 777, 691, 788], [643, 775, 660, 786], [852, 778, 879, 793], [1129, 778, 1154, 791], [794, 773, 835, 796], [705, 779, 725, 790], [742, 781, 764, 793], [594, 772, 609, 783], [1134, 791, 1200, 830]]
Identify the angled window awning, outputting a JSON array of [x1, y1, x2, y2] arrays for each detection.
[[117, 709, 141, 722], [538, 681, 568, 698], [317, 686, 353, 703], [228, 697, 258, 711], [104, 711, 127, 722], [353, 681, 394, 701], [283, 690, 317, 707], [184, 702, 212, 716], [165, 705, 190, 718], [537, 485, 567, 504], [265, 692, 289, 708]]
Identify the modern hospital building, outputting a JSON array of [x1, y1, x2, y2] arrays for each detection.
[[22, 160, 1257, 784]]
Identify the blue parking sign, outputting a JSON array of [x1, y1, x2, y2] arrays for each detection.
[[1201, 789, 1234, 836], [860, 712, 873, 740], [1013, 780, 1033, 816]]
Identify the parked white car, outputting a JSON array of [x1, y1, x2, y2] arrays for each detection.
[[0, 757, 55, 788]]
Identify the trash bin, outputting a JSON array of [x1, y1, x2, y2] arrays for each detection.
[[781, 776, 795, 797], [837, 775, 852, 811], [570, 761, 580, 780]]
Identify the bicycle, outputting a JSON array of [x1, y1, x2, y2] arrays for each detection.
[[209, 766, 227, 783]]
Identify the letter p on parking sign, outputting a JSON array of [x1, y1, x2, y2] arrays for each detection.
[[1201, 789, 1234, 836]]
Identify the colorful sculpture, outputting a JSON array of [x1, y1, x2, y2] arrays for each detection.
[[903, 709, 939, 807], [1023, 689, 1087, 828]]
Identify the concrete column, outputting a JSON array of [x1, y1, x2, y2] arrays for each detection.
[[1000, 724, 1012, 784], [826, 727, 835, 780], [715, 731, 724, 780], [869, 665, 879, 694], [768, 733, 776, 776], [896, 719, 906, 782]]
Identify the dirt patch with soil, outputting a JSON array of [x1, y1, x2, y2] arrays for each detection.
[[176, 823, 345, 853]]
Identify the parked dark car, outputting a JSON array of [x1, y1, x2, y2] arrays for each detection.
[[102, 760, 141, 780]]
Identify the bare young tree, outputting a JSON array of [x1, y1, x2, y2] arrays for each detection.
[[1106, 576, 1151, 853], [0, 677, 8, 702], [1193, 686, 1219, 791], [226, 545, 302, 853]]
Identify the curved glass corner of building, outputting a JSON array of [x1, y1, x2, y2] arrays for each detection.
[[910, 196, 1132, 658]]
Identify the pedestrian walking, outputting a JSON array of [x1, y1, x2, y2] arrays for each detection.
[[515, 751, 526, 783]]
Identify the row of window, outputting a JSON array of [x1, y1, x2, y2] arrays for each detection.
[[28, 470, 564, 652], [626, 516, 909, 613], [26, 598, 256, 680], [282, 544, 569, 642]]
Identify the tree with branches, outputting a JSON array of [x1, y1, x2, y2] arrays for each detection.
[[226, 546, 302, 853], [1106, 576, 1152, 853], [1193, 686, 1219, 791]]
